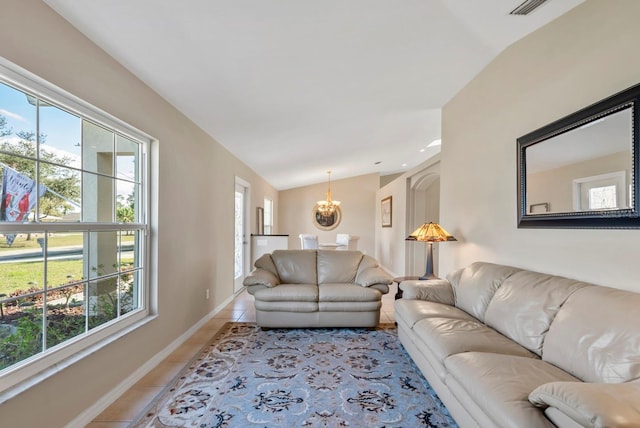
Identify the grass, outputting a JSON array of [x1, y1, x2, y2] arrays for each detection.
[[0, 260, 82, 295], [0, 258, 135, 296], [0, 233, 135, 251], [0, 233, 137, 296]]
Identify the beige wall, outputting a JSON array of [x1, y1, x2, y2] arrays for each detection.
[[0, 0, 276, 426], [440, 0, 640, 291], [279, 173, 378, 255], [380, 173, 402, 188]]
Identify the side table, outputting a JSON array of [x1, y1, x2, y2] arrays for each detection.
[[392, 276, 420, 300]]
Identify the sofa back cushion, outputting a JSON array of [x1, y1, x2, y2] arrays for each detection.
[[543, 285, 640, 383], [448, 262, 521, 322], [317, 250, 362, 284], [484, 270, 587, 355], [271, 250, 317, 284]]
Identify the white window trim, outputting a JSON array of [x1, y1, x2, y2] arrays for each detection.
[[0, 57, 154, 398]]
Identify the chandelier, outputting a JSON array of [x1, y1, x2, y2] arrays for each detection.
[[317, 170, 341, 216]]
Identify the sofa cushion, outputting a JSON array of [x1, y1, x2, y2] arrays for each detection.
[[369, 283, 389, 294], [448, 262, 521, 322], [318, 301, 381, 312], [356, 254, 379, 272], [413, 317, 537, 364], [317, 250, 362, 284], [394, 299, 475, 329], [529, 381, 640, 428], [243, 268, 280, 288], [445, 353, 580, 428], [255, 300, 319, 312], [318, 283, 382, 302], [543, 285, 640, 383], [484, 270, 587, 355], [271, 250, 317, 284], [355, 267, 392, 287], [251, 283, 318, 302], [399, 279, 455, 305]]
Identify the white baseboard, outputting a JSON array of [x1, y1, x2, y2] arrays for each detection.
[[66, 292, 237, 428]]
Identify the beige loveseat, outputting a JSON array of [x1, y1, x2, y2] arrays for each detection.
[[395, 262, 640, 428], [243, 250, 392, 328]]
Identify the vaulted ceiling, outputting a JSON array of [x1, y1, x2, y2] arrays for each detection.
[[44, 0, 584, 189]]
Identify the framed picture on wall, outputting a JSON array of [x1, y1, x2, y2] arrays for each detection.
[[381, 196, 392, 227], [529, 202, 550, 214]]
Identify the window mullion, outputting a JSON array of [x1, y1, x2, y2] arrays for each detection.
[[41, 234, 48, 351], [36, 98, 41, 221]]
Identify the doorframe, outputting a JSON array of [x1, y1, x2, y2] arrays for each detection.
[[234, 176, 251, 293]]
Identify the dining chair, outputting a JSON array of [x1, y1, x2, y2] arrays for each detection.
[[336, 233, 350, 250], [299, 234, 319, 249]]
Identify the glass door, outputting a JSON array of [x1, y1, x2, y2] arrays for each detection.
[[234, 180, 248, 292]]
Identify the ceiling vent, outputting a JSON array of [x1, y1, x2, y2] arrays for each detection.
[[509, 0, 549, 15]]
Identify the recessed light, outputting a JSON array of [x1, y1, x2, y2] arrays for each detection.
[[401, 163, 408, 167], [419, 149, 425, 153], [374, 161, 382, 165], [427, 139, 441, 148]]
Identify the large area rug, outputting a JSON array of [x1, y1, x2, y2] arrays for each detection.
[[131, 323, 457, 428]]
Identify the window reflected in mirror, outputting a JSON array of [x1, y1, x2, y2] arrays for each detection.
[[525, 107, 632, 214]]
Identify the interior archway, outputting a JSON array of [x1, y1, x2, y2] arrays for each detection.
[[405, 166, 441, 276]]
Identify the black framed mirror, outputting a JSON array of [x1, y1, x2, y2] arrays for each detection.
[[518, 83, 640, 228]]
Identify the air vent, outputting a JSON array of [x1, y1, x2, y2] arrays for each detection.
[[509, 0, 549, 15]]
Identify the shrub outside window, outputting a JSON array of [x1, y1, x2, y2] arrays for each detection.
[[0, 68, 149, 390]]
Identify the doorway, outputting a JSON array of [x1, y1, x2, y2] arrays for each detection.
[[234, 178, 250, 293]]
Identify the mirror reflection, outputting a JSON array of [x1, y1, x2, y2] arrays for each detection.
[[525, 107, 633, 214]]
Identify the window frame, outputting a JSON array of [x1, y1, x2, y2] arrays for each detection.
[[572, 171, 627, 211], [263, 198, 273, 235], [0, 58, 153, 398]]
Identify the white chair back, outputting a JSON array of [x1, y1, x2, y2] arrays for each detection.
[[336, 233, 350, 250], [299, 234, 319, 249]]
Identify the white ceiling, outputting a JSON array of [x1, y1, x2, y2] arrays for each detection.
[[44, 0, 584, 190], [527, 107, 632, 173]]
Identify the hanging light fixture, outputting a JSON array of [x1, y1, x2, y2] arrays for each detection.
[[317, 170, 341, 216]]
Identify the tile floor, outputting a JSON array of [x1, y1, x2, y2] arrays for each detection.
[[86, 287, 397, 427]]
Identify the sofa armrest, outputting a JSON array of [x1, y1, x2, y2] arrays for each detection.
[[400, 279, 454, 305], [529, 381, 640, 427], [355, 267, 392, 287], [243, 268, 280, 288]]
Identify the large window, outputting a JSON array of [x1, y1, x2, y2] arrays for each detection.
[[264, 198, 273, 235], [0, 64, 149, 391], [573, 171, 627, 211]]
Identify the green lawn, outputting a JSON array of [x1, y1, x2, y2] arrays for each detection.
[[0, 258, 135, 297], [0, 233, 135, 251], [0, 260, 82, 295]]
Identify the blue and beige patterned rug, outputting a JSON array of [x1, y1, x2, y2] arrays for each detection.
[[131, 323, 457, 428]]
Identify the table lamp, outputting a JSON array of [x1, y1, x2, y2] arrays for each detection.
[[406, 222, 457, 280]]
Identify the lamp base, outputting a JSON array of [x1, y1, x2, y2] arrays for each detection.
[[420, 242, 438, 280]]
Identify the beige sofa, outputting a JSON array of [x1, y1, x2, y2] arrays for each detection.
[[395, 262, 640, 428], [243, 250, 392, 328]]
